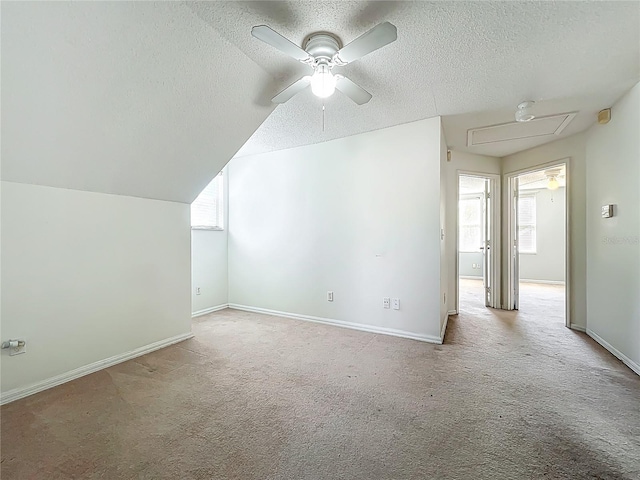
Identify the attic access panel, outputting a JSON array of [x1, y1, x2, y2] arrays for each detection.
[[467, 113, 577, 147]]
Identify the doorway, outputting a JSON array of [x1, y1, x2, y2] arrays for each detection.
[[505, 161, 569, 327], [456, 173, 500, 313]]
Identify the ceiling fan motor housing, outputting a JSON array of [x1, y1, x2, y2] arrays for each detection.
[[304, 33, 342, 66]]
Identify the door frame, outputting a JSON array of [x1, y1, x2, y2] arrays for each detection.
[[503, 158, 571, 328], [455, 171, 501, 312]]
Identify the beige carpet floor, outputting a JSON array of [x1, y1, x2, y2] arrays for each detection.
[[2, 285, 639, 479]]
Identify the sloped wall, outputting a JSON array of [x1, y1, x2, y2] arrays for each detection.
[[1, 1, 275, 203]]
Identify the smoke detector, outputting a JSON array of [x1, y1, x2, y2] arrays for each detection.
[[515, 101, 535, 122]]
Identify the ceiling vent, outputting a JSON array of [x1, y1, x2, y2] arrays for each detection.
[[467, 113, 577, 147]]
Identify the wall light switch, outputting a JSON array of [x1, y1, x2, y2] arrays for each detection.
[[327, 291, 334, 302], [392, 298, 400, 310], [196, 287, 201, 295], [601, 204, 614, 218]]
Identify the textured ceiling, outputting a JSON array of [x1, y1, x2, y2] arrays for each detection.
[[188, 1, 640, 158], [1, 2, 276, 203], [2, 1, 638, 201]]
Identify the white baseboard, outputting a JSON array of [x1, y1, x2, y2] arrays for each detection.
[[228, 304, 442, 345], [520, 279, 565, 285], [447, 309, 458, 316], [0, 332, 194, 405], [570, 324, 586, 332], [587, 329, 640, 376], [192, 304, 229, 318], [459, 275, 482, 280], [440, 313, 449, 343]]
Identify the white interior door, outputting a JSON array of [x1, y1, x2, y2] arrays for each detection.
[[482, 179, 491, 307], [512, 176, 520, 310]]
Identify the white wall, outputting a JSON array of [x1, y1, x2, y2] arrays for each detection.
[[1, 182, 192, 395], [191, 231, 228, 314], [503, 133, 587, 328], [228, 118, 444, 341], [585, 82, 640, 373], [459, 252, 483, 277], [519, 187, 566, 282], [445, 150, 501, 312], [191, 172, 229, 315]]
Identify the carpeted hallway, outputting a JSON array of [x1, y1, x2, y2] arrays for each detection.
[[2, 302, 639, 479], [459, 277, 566, 319]]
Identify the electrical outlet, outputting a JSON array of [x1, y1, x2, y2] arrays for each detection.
[[196, 287, 201, 295], [392, 298, 400, 310], [383, 297, 390, 309], [9, 339, 26, 356], [327, 291, 333, 302]]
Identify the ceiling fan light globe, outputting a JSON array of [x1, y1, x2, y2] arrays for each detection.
[[310, 67, 336, 98], [547, 176, 560, 190]]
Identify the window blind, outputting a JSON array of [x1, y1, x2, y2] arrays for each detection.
[[459, 196, 482, 252], [518, 194, 536, 253], [191, 173, 223, 229]]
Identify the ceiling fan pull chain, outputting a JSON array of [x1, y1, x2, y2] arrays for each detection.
[[322, 102, 325, 132]]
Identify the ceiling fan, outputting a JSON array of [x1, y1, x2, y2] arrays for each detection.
[[251, 22, 397, 105]]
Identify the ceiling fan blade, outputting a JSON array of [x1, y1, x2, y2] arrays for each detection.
[[272, 76, 312, 104], [251, 25, 312, 63], [333, 22, 397, 65], [335, 76, 372, 105]]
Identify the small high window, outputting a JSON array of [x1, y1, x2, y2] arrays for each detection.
[[191, 173, 224, 230]]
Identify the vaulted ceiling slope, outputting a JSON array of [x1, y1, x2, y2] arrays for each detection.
[[188, 1, 639, 158], [1, 2, 276, 204]]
